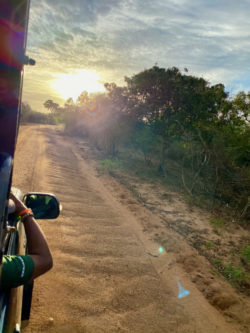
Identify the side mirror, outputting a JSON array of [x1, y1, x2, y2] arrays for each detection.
[[23, 193, 61, 219]]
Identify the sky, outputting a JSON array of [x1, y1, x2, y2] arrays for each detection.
[[22, 0, 250, 112]]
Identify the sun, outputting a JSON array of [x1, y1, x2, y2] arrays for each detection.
[[51, 69, 105, 101]]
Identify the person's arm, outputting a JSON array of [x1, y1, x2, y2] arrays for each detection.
[[9, 193, 53, 279]]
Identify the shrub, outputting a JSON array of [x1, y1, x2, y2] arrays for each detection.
[[101, 158, 123, 172], [241, 246, 250, 263], [210, 218, 225, 228], [21, 103, 56, 124]]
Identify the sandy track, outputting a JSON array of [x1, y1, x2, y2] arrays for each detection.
[[12, 124, 247, 333]]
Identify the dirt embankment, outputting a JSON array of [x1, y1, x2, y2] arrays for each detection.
[[13, 124, 249, 333]]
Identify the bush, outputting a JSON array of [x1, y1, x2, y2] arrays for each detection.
[[101, 158, 123, 172], [210, 218, 225, 228], [131, 124, 158, 164], [241, 246, 250, 263], [21, 103, 56, 124], [223, 264, 250, 285]]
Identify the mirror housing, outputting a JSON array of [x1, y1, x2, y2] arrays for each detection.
[[23, 193, 61, 219]]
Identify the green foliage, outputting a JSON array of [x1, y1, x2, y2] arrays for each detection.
[[166, 140, 186, 161], [131, 123, 159, 164], [213, 258, 250, 286], [212, 269, 220, 276], [214, 257, 223, 266], [210, 218, 225, 228], [45, 65, 249, 221], [240, 246, 250, 263], [223, 264, 249, 284], [205, 241, 214, 249], [105, 66, 250, 214], [101, 158, 123, 172]]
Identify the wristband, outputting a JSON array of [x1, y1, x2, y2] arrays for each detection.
[[18, 208, 32, 217], [21, 212, 34, 223]]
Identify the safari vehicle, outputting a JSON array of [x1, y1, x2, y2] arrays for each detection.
[[0, 0, 60, 331]]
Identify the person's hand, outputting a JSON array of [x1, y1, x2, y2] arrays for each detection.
[[9, 192, 27, 215]]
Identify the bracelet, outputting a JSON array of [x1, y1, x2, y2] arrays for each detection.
[[21, 212, 34, 223], [18, 208, 32, 217]]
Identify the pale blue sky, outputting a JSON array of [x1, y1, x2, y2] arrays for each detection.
[[23, 0, 250, 112]]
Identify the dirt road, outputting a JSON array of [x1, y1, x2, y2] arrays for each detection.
[[13, 125, 249, 333]]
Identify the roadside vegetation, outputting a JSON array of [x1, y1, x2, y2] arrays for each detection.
[[43, 66, 250, 222], [213, 250, 250, 290], [21, 102, 56, 124], [41, 65, 250, 293]]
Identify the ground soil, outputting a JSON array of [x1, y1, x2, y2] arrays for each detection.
[[13, 124, 250, 333]]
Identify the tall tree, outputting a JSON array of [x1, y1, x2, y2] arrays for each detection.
[[77, 91, 90, 106], [43, 99, 59, 113]]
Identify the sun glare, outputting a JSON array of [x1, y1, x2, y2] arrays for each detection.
[[51, 69, 105, 101]]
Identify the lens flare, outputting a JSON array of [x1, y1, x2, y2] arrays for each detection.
[[177, 281, 190, 299], [85, 100, 102, 117], [158, 247, 164, 253]]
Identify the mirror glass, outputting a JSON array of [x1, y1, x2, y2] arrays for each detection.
[[24, 193, 60, 219]]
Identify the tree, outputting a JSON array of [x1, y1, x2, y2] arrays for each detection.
[[118, 66, 229, 174], [77, 91, 90, 106], [43, 100, 59, 113], [64, 98, 76, 112], [231, 91, 250, 123]]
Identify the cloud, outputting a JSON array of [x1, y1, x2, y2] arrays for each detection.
[[31, 0, 124, 23], [23, 0, 250, 111]]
